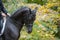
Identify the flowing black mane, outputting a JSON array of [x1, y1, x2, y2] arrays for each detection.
[[11, 7, 31, 19]]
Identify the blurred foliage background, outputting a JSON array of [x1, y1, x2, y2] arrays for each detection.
[[2, 0, 60, 40]]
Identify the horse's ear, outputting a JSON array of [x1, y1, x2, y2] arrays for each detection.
[[31, 7, 38, 14]]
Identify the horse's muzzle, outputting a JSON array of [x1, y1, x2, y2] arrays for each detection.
[[27, 27, 32, 34], [27, 30, 32, 34]]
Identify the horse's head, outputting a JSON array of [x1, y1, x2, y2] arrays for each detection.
[[24, 7, 37, 34], [11, 7, 37, 34]]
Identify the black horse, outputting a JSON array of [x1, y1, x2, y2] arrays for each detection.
[[0, 7, 37, 40]]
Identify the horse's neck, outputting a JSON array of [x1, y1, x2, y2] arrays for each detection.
[[11, 18, 24, 31]]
